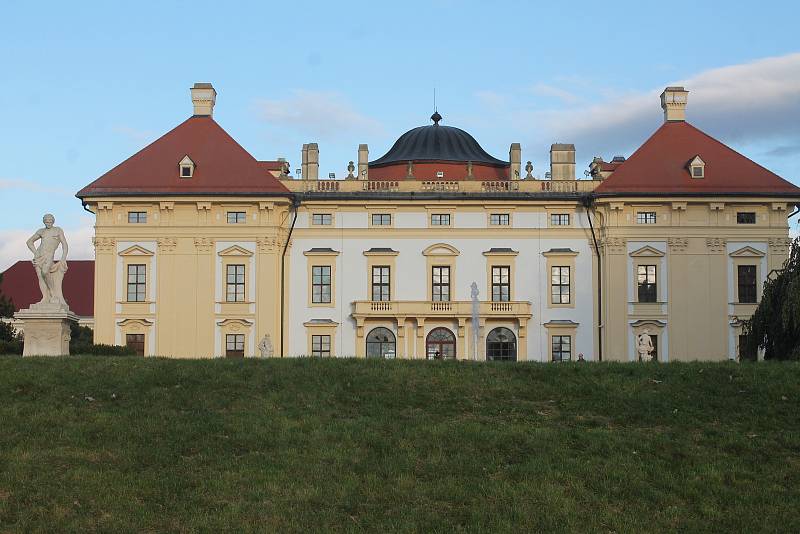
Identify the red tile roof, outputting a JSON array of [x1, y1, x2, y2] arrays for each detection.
[[77, 116, 290, 197], [1, 260, 94, 317], [595, 121, 800, 196]]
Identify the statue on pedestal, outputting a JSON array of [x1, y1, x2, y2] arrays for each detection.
[[636, 330, 655, 362], [26, 213, 70, 310], [258, 334, 274, 358]]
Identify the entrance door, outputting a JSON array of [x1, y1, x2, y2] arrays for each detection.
[[426, 327, 456, 359]]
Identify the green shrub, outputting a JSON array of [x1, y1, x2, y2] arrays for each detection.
[[70, 343, 137, 356], [0, 338, 22, 355]]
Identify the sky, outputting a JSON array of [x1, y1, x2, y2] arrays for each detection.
[[1, 0, 799, 271]]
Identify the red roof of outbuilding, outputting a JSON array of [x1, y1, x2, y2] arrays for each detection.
[[77, 116, 290, 197], [1, 260, 94, 317], [595, 121, 800, 196]]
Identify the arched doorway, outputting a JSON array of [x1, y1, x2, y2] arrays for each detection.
[[426, 327, 456, 359], [366, 327, 396, 359], [486, 327, 516, 361]]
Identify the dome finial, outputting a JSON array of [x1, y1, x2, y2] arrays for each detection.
[[431, 110, 442, 125]]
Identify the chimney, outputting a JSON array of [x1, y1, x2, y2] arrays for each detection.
[[509, 143, 521, 180], [358, 144, 369, 180], [550, 143, 575, 181], [306, 143, 319, 180], [190, 83, 216, 116], [660, 86, 688, 122], [300, 144, 309, 180]]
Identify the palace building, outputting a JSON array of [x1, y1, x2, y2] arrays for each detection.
[[76, 83, 800, 361]]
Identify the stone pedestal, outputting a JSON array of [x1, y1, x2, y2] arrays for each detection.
[[14, 304, 78, 356]]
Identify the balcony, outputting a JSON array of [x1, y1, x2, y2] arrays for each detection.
[[283, 179, 600, 195], [352, 300, 532, 319]]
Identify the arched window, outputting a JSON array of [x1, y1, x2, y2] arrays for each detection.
[[426, 327, 456, 359], [366, 327, 396, 359], [487, 327, 516, 361]]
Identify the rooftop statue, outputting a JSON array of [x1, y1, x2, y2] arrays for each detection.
[[26, 213, 70, 310]]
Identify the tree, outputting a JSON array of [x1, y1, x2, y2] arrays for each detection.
[[743, 237, 800, 360], [0, 273, 14, 318]]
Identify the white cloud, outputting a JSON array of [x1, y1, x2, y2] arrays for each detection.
[[531, 83, 582, 105], [0, 220, 94, 273], [533, 52, 800, 157], [254, 90, 384, 138]]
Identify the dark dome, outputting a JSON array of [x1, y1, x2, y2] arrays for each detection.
[[369, 115, 508, 168]]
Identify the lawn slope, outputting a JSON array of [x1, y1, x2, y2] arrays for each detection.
[[0, 357, 798, 532]]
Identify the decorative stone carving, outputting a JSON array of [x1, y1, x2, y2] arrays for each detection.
[[706, 237, 727, 254], [525, 161, 533, 179], [602, 237, 626, 255], [93, 237, 117, 253], [25, 214, 70, 310], [193, 237, 214, 253], [346, 161, 355, 179], [667, 237, 689, 253], [636, 330, 654, 362], [15, 214, 78, 356], [258, 334, 274, 357], [256, 237, 280, 253], [157, 237, 178, 253], [768, 237, 791, 255]]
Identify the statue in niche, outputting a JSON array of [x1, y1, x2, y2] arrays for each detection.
[[636, 330, 655, 362], [258, 334, 274, 358], [26, 213, 70, 310]]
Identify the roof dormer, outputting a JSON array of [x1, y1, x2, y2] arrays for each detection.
[[688, 155, 705, 179], [179, 155, 195, 178]]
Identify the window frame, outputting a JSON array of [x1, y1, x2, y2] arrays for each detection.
[[126, 264, 146, 302], [226, 264, 246, 303], [551, 335, 572, 362], [371, 265, 391, 301], [736, 212, 756, 225], [737, 264, 757, 303], [489, 213, 510, 226], [636, 211, 657, 225], [430, 213, 451, 226], [311, 213, 333, 226], [637, 264, 658, 303], [431, 265, 451, 302], [226, 211, 246, 224], [311, 334, 331, 357], [126, 333, 145, 356], [486, 327, 517, 362], [550, 266, 571, 305], [491, 265, 511, 302], [311, 265, 332, 304], [371, 213, 392, 226], [127, 211, 147, 224], [225, 333, 245, 358], [550, 213, 570, 226]]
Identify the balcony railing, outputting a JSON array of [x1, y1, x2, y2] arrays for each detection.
[[284, 178, 600, 194], [353, 300, 532, 318]]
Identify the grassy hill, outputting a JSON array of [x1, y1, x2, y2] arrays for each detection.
[[0, 357, 798, 532]]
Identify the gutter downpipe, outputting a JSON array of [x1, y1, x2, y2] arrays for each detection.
[[280, 196, 301, 357], [583, 195, 603, 362]]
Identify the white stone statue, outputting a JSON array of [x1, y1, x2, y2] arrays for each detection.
[[636, 330, 655, 362], [258, 334, 274, 358], [26, 213, 69, 310], [470, 282, 480, 361]]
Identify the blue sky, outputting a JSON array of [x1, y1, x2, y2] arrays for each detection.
[[1, 0, 799, 269]]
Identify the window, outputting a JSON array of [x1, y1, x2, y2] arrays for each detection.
[[636, 212, 657, 224], [371, 213, 391, 226], [312, 213, 332, 225], [550, 213, 570, 226], [225, 334, 244, 358], [181, 165, 193, 178], [426, 327, 456, 359], [431, 213, 451, 226], [491, 266, 511, 302], [486, 327, 516, 362], [126, 264, 146, 302], [366, 327, 396, 359], [737, 265, 757, 303], [737, 212, 756, 224], [490, 213, 510, 226], [311, 335, 331, 357], [226, 264, 246, 302], [312, 265, 331, 303], [127, 211, 147, 224], [692, 166, 704, 178], [552, 335, 572, 362], [126, 334, 145, 356], [372, 266, 391, 301], [637, 265, 657, 303], [550, 266, 570, 304], [227, 211, 246, 224], [432, 266, 450, 302]]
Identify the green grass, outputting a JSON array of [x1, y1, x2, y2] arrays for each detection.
[[0, 357, 798, 533]]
